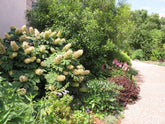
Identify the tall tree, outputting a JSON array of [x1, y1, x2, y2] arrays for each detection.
[[128, 9, 165, 60]]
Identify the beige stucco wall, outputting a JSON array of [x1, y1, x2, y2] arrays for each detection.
[[0, 0, 34, 38]]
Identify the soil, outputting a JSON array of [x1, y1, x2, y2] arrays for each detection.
[[121, 60, 165, 124]]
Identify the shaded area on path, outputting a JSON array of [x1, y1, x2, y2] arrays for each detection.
[[121, 60, 165, 124]]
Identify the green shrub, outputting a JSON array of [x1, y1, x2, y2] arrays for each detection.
[[0, 25, 90, 98], [131, 49, 144, 60], [34, 90, 73, 124], [151, 48, 162, 61], [127, 67, 138, 76], [81, 79, 123, 114], [150, 56, 158, 61], [163, 43, 165, 50], [26, 0, 132, 77], [114, 51, 132, 65], [27, 84, 94, 124], [71, 110, 93, 124]]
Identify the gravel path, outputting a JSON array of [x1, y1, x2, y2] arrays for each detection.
[[121, 60, 165, 124]]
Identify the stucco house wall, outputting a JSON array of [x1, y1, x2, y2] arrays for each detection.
[[0, 0, 35, 38]]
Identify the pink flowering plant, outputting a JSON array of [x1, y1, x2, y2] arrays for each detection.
[[100, 59, 131, 78], [112, 59, 130, 71]]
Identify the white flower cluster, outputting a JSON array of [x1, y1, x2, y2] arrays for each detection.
[[62, 43, 71, 51], [19, 35, 27, 42], [73, 76, 84, 82], [73, 50, 83, 59], [57, 75, 66, 81], [40, 46, 46, 53], [23, 41, 29, 49], [63, 49, 73, 59], [8, 70, 14, 76], [50, 47, 56, 53], [24, 46, 35, 54], [10, 41, 19, 51], [0, 43, 6, 54], [53, 55, 63, 64], [72, 69, 90, 75], [63, 71, 69, 75], [17, 88, 26, 96], [35, 69, 43, 75], [24, 57, 36, 64], [15, 28, 22, 35], [9, 52, 17, 59], [4, 33, 11, 40], [19, 75, 28, 83], [53, 38, 61, 45], [67, 65, 74, 70], [29, 27, 35, 35]]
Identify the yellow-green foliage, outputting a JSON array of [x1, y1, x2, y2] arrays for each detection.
[[117, 51, 132, 65], [0, 25, 89, 96]]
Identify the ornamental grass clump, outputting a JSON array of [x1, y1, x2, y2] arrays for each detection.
[[0, 25, 90, 97]]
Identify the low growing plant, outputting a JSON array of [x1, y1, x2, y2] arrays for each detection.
[[104, 115, 118, 124], [100, 59, 133, 79], [81, 79, 123, 114], [108, 76, 140, 106], [0, 76, 35, 124]]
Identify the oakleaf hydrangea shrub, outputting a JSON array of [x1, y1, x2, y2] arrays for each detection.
[[0, 25, 90, 97]]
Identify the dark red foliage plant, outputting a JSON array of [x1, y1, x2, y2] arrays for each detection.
[[108, 76, 140, 106]]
